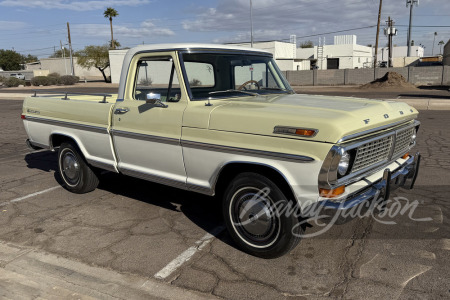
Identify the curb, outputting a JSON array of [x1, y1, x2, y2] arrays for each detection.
[[390, 98, 450, 111]]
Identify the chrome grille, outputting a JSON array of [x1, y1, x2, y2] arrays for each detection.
[[352, 136, 393, 172], [393, 127, 415, 158]]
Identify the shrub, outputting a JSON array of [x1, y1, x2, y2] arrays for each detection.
[[31, 76, 50, 86], [4, 77, 25, 87], [47, 76, 60, 85], [189, 78, 202, 86], [0, 76, 5, 83], [48, 72, 60, 78], [60, 75, 79, 85], [47, 72, 61, 85], [138, 78, 152, 86]]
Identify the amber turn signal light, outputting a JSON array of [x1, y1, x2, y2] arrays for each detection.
[[295, 129, 316, 137], [319, 186, 345, 198], [402, 153, 410, 159]]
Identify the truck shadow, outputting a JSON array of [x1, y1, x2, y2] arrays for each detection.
[[24, 150, 232, 248]]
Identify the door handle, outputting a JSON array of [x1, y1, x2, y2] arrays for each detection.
[[115, 107, 129, 114]]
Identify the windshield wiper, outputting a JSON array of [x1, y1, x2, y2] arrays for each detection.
[[208, 89, 259, 97]]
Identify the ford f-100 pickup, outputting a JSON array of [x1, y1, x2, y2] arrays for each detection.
[[22, 44, 420, 258]]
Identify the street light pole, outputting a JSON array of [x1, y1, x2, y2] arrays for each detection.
[[406, 0, 418, 57], [432, 32, 437, 55], [250, 0, 254, 48]]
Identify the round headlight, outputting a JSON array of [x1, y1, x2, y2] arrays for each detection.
[[338, 152, 351, 176], [411, 133, 417, 145]]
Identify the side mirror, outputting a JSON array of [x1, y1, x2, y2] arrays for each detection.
[[146, 93, 167, 108]]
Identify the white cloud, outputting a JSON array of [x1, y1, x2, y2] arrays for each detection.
[[0, 0, 150, 11], [0, 21, 27, 30], [73, 20, 174, 39], [182, 0, 450, 47]]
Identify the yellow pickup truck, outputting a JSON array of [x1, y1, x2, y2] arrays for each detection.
[[22, 44, 420, 258]]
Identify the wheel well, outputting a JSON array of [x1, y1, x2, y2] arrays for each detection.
[[214, 163, 296, 201], [50, 134, 77, 149]]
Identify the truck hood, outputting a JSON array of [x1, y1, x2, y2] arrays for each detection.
[[208, 93, 418, 143]]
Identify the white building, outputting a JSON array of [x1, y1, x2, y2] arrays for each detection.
[[230, 41, 305, 71], [376, 46, 424, 62], [376, 45, 424, 67], [441, 40, 450, 66], [296, 35, 373, 70]]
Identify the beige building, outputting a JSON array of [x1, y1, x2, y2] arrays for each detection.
[[444, 40, 450, 66]]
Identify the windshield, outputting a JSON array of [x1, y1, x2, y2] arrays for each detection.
[[180, 52, 293, 100]]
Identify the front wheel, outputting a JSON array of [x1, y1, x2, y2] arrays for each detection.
[[58, 142, 99, 194], [223, 172, 302, 258]]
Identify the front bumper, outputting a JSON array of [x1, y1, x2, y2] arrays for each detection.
[[320, 152, 421, 211]]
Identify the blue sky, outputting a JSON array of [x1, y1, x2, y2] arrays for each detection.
[[0, 0, 449, 58]]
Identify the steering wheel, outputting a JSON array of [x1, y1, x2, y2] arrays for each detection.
[[237, 80, 260, 91]]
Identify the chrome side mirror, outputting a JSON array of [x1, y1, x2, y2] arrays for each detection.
[[146, 93, 167, 108]]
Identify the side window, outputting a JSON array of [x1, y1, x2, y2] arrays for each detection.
[[184, 62, 215, 88], [134, 57, 181, 102]]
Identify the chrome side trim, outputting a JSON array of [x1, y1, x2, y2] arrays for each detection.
[[181, 140, 314, 163], [186, 183, 214, 196], [111, 130, 180, 146], [120, 167, 188, 190], [87, 159, 118, 173], [24, 116, 108, 134], [337, 119, 417, 143]]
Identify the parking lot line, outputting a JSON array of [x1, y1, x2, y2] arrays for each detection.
[[154, 226, 225, 280], [0, 186, 61, 207]]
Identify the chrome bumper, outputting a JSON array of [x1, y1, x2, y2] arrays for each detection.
[[320, 152, 421, 211]]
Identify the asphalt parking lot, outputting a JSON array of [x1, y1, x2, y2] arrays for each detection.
[[0, 96, 449, 299]]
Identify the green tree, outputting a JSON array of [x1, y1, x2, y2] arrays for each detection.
[[49, 48, 71, 58], [299, 41, 314, 48], [23, 54, 38, 64], [104, 7, 119, 49], [108, 39, 121, 49], [76, 45, 110, 82], [0, 49, 24, 71]]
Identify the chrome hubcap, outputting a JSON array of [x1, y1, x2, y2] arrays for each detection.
[[62, 151, 80, 185], [231, 188, 280, 247]]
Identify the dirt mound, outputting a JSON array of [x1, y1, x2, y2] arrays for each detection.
[[360, 72, 416, 89]]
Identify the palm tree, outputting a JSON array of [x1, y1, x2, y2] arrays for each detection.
[[104, 7, 119, 49], [438, 40, 445, 55]]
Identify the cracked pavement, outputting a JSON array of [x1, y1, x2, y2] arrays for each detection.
[[0, 99, 449, 299]]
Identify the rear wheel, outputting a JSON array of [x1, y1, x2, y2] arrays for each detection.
[[223, 172, 302, 258], [58, 142, 99, 193]]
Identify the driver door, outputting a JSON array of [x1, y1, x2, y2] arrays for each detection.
[[111, 52, 188, 187]]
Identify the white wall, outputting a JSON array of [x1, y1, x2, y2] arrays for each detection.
[[38, 57, 110, 79], [109, 50, 128, 84], [376, 46, 424, 61], [312, 44, 372, 70]]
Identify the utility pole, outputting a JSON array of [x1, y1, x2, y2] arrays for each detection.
[[374, 0, 383, 68], [385, 17, 397, 68], [250, 0, 254, 47], [432, 32, 437, 55], [406, 0, 419, 57], [67, 22, 75, 76]]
